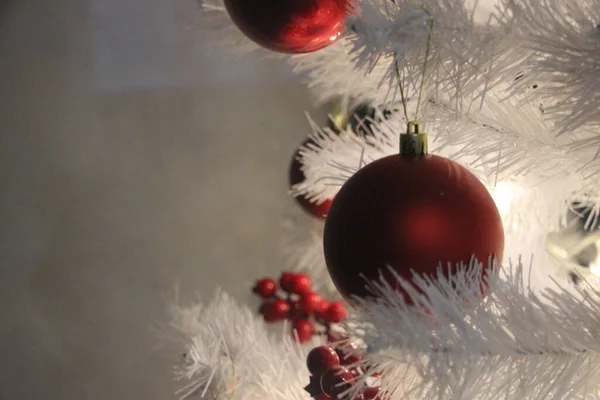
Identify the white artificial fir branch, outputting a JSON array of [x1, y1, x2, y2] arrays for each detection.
[[280, 211, 340, 297], [341, 260, 600, 399], [495, 0, 600, 133], [169, 290, 322, 399], [345, 0, 515, 111]]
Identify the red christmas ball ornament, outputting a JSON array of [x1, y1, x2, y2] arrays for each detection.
[[253, 278, 277, 298], [293, 319, 315, 343], [290, 139, 335, 219], [323, 123, 505, 304], [307, 346, 341, 376], [223, 0, 349, 53]]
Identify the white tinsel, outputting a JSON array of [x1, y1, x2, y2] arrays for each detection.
[[341, 261, 600, 399], [292, 97, 593, 227], [495, 0, 600, 133], [169, 290, 321, 399]]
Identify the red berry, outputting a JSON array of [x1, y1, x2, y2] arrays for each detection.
[[362, 387, 381, 399], [349, 367, 361, 379], [315, 299, 330, 317], [288, 300, 305, 320], [293, 319, 315, 343], [253, 278, 277, 298], [272, 299, 290, 319], [290, 273, 312, 294], [326, 301, 348, 323], [335, 342, 362, 366], [280, 272, 297, 292], [260, 300, 290, 322], [306, 346, 340, 376], [300, 292, 322, 314], [320, 365, 354, 397]]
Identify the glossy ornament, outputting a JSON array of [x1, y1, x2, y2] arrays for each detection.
[[323, 123, 504, 304], [290, 140, 334, 219], [224, 0, 348, 54], [307, 346, 340, 376]]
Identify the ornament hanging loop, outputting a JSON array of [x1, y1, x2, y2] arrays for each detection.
[[400, 121, 428, 157]]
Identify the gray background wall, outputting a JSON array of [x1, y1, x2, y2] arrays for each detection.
[[0, 0, 324, 398]]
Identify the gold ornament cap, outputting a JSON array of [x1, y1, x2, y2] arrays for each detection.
[[400, 121, 428, 157]]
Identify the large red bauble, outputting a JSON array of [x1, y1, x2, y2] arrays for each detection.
[[289, 140, 334, 219], [224, 0, 348, 53], [323, 154, 504, 303]]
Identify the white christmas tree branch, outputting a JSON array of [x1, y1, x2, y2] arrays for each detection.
[[169, 290, 322, 399], [495, 0, 600, 133], [343, 260, 600, 399], [280, 211, 340, 297]]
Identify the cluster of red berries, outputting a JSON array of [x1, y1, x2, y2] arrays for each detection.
[[304, 345, 386, 399], [253, 272, 348, 343]]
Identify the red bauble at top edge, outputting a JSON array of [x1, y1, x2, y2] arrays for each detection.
[[224, 0, 350, 53], [323, 154, 505, 304]]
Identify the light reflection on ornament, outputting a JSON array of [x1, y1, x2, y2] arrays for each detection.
[[488, 181, 522, 231]]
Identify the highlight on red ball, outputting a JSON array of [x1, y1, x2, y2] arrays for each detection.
[[223, 0, 351, 53], [252, 271, 349, 343]]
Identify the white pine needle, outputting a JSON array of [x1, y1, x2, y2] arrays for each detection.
[[343, 261, 600, 399], [169, 290, 322, 399], [495, 0, 600, 133]]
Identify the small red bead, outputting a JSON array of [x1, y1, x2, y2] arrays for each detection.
[[279, 272, 297, 293], [307, 346, 340, 377], [290, 273, 312, 294], [362, 387, 382, 399], [253, 278, 277, 298], [272, 299, 290, 320], [319, 365, 354, 397], [260, 300, 290, 322], [293, 319, 315, 343], [315, 299, 330, 317], [288, 300, 305, 320], [300, 292, 323, 314], [335, 342, 362, 366], [326, 301, 348, 323], [259, 302, 276, 322]]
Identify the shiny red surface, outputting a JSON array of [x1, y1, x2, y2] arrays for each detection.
[[323, 154, 505, 303], [224, 0, 349, 53]]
